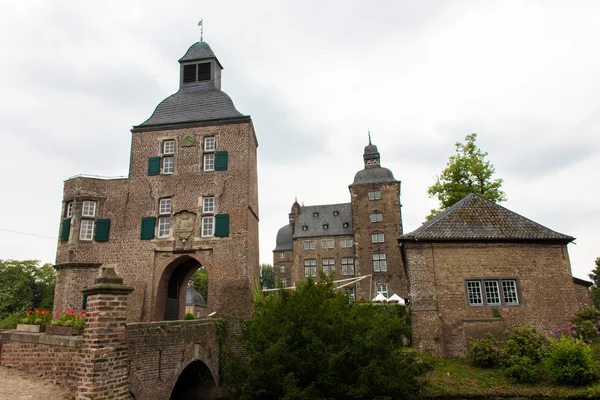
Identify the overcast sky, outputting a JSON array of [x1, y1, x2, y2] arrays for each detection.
[[1, 0, 598, 280]]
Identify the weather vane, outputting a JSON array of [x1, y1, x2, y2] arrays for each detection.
[[198, 19, 204, 42]]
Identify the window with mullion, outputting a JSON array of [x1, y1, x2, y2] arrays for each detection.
[[162, 156, 174, 174], [201, 216, 214, 236], [484, 281, 501, 305], [376, 283, 389, 298], [157, 198, 172, 238], [372, 253, 387, 272], [304, 259, 317, 277], [163, 140, 176, 155], [369, 212, 383, 223], [502, 280, 519, 304], [204, 153, 215, 171], [371, 232, 385, 243], [466, 278, 521, 307], [322, 258, 335, 275], [79, 219, 95, 240], [82, 200, 96, 217], [341, 257, 354, 275]]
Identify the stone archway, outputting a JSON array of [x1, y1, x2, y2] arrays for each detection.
[[156, 256, 204, 321], [169, 360, 216, 400]]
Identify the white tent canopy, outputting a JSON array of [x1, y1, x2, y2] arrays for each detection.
[[371, 293, 387, 302], [387, 293, 405, 305]]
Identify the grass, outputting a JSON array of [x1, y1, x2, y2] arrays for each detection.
[[419, 342, 600, 399]]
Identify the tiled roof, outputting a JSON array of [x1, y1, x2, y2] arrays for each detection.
[[293, 203, 353, 238], [400, 193, 574, 242], [136, 89, 244, 127]]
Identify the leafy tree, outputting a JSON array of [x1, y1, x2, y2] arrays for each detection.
[[192, 267, 208, 300], [588, 257, 600, 308], [0, 259, 55, 320], [427, 133, 506, 220], [230, 276, 429, 399], [259, 264, 274, 290]]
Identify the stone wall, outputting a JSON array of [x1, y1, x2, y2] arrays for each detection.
[[573, 279, 593, 309], [406, 242, 581, 357], [0, 331, 82, 391]]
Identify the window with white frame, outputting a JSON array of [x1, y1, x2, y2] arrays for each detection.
[[321, 239, 334, 249], [322, 258, 335, 275], [280, 265, 286, 273], [157, 198, 171, 238], [202, 216, 214, 237], [162, 140, 175, 174], [373, 252, 387, 272], [303, 240, 316, 250], [369, 211, 383, 223], [341, 257, 354, 276], [204, 136, 215, 152], [79, 219, 95, 240], [345, 287, 356, 301], [203, 196, 215, 213], [65, 202, 73, 218], [304, 259, 317, 277], [371, 232, 385, 243], [367, 190, 381, 200], [340, 238, 353, 248], [280, 278, 287, 287], [376, 283, 389, 298], [279, 252, 285, 259], [465, 278, 521, 307], [203, 136, 216, 171], [82, 200, 97, 217]]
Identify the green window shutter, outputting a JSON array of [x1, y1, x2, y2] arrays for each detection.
[[82, 294, 87, 310], [140, 217, 156, 240], [148, 157, 161, 175], [60, 218, 71, 242], [215, 151, 228, 171], [215, 214, 230, 237], [94, 219, 111, 242]]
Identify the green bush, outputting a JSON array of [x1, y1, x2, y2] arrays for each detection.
[[468, 334, 501, 368], [184, 312, 195, 320], [503, 326, 548, 363], [502, 355, 539, 383], [546, 337, 597, 386], [570, 307, 600, 342], [0, 312, 26, 329]]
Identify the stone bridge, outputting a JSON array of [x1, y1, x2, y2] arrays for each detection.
[[127, 319, 220, 400], [0, 266, 223, 400]]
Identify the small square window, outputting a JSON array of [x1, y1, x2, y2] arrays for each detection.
[[371, 233, 385, 243], [369, 212, 383, 223], [202, 216, 214, 237], [204, 137, 216, 152], [79, 219, 95, 240], [323, 224, 329, 229], [163, 156, 174, 174], [376, 283, 389, 298], [163, 140, 175, 155], [333, 210, 339, 216], [302, 225, 308, 231], [203, 196, 215, 213], [82, 201, 96, 217], [303, 240, 316, 250], [159, 198, 172, 215], [158, 216, 171, 238], [313, 212, 319, 217], [204, 153, 215, 171], [343, 222, 349, 228], [368, 190, 382, 200]]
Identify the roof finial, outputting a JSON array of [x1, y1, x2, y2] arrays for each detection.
[[198, 19, 204, 42], [368, 128, 372, 145]]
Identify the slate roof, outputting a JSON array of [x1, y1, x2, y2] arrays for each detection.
[[136, 89, 244, 127], [351, 167, 397, 186], [400, 193, 574, 242], [274, 224, 293, 251], [179, 41, 218, 63], [186, 285, 206, 307], [293, 203, 353, 238]]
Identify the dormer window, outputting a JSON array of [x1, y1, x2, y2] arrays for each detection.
[[333, 210, 339, 216], [183, 62, 212, 83], [313, 212, 319, 217], [302, 225, 308, 231], [343, 222, 349, 228], [323, 224, 329, 229]]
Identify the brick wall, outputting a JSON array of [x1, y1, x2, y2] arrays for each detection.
[[573, 281, 593, 308], [0, 331, 82, 391], [291, 235, 355, 285], [406, 242, 581, 357]]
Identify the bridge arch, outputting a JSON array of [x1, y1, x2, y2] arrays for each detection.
[[169, 359, 217, 400]]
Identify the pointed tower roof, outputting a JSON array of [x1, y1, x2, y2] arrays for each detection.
[[133, 41, 245, 131], [350, 137, 398, 186], [400, 193, 574, 243]]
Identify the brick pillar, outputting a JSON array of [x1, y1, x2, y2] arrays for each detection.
[[77, 265, 134, 400]]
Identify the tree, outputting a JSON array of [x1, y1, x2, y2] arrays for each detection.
[[427, 133, 506, 220], [229, 276, 430, 399], [192, 267, 208, 300], [588, 257, 600, 308], [0, 259, 56, 320], [259, 264, 274, 290]]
